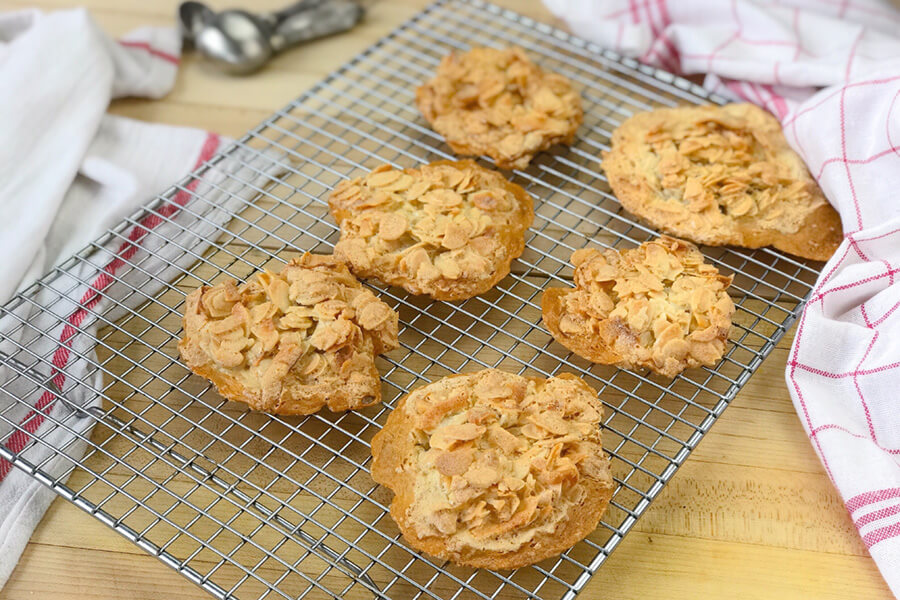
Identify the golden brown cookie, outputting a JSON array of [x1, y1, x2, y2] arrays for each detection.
[[601, 103, 842, 260], [178, 253, 399, 414], [370, 369, 614, 569], [329, 160, 534, 301], [416, 46, 583, 169], [542, 237, 734, 377]]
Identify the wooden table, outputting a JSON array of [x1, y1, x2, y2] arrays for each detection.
[[0, 0, 893, 598]]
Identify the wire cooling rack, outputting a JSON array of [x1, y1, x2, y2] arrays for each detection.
[[0, 1, 822, 598]]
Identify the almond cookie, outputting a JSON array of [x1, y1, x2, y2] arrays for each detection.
[[329, 160, 534, 301], [542, 237, 734, 377], [416, 46, 583, 169], [601, 103, 842, 260], [178, 253, 399, 415], [370, 369, 614, 570]]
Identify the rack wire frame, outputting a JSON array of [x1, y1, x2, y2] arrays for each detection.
[[0, 1, 821, 599]]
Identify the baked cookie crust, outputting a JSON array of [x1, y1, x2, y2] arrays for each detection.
[[329, 160, 534, 301], [178, 253, 399, 414], [601, 103, 842, 260], [370, 369, 614, 570], [416, 46, 583, 170], [542, 237, 734, 377]]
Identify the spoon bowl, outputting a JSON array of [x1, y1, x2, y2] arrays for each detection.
[[194, 10, 275, 74]]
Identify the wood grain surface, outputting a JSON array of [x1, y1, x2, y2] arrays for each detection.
[[0, 0, 893, 599]]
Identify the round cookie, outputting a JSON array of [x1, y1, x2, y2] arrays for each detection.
[[416, 46, 583, 170], [542, 237, 734, 377], [601, 103, 843, 261], [329, 160, 534, 301], [178, 253, 399, 414], [370, 369, 615, 570]]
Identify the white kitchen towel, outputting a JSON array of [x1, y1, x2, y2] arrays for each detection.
[[544, 0, 900, 594], [0, 9, 284, 587]]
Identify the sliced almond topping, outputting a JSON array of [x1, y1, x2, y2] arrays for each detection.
[[259, 342, 304, 396], [249, 301, 276, 324], [729, 195, 755, 217], [497, 132, 525, 158], [279, 306, 315, 330], [469, 189, 499, 210], [300, 352, 324, 376], [467, 235, 494, 256], [689, 324, 720, 343], [488, 425, 525, 453], [441, 220, 472, 250], [309, 318, 356, 352], [366, 168, 401, 188], [290, 280, 336, 307], [356, 300, 393, 330], [466, 465, 501, 488], [529, 412, 569, 436], [435, 255, 462, 279], [435, 447, 474, 476], [570, 248, 599, 269], [469, 495, 539, 539], [531, 87, 563, 114], [691, 340, 724, 363], [432, 510, 459, 535], [250, 319, 279, 352], [201, 282, 240, 318], [440, 423, 485, 443], [379, 213, 409, 241], [263, 274, 291, 313], [422, 188, 463, 207], [558, 314, 581, 335], [314, 299, 348, 321], [406, 179, 431, 200]]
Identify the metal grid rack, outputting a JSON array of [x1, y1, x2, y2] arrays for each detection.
[[0, 1, 821, 598]]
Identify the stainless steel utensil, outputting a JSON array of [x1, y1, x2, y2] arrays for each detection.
[[180, 0, 364, 74]]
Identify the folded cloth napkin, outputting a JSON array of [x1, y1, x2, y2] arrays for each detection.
[[0, 9, 282, 587], [544, 0, 900, 593]]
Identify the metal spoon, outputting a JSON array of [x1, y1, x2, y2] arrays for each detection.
[[179, 0, 364, 74]]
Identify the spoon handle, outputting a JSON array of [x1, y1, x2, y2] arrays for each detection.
[[268, 0, 363, 52], [269, 0, 324, 24]]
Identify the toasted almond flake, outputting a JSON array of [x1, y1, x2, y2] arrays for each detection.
[[442, 220, 472, 250], [357, 301, 392, 330], [466, 465, 501, 488], [435, 447, 474, 476], [309, 318, 356, 352], [529, 412, 569, 436], [201, 282, 240, 318], [435, 255, 462, 279], [379, 213, 408, 241], [300, 352, 323, 376], [366, 168, 401, 188], [441, 423, 485, 442]]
